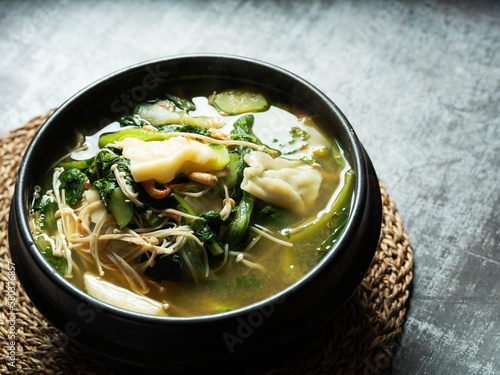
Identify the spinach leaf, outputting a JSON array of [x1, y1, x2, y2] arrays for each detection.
[[226, 115, 258, 202], [236, 274, 261, 288], [170, 193, 224, 256], [91, 150, 136, 228], [316, 208, 349, 260], [224, 191, 255, 248], [32, 194, 57, 235], [144, 238, 210, 283], [164, 93, 196, 112], [200, 210, 224, 233], [144, 253, 183, 282], [286, 169, 354, 243], [257, 204, 282, 221], [231, 115, 259, 150], [159, 124, 211, 136], [179, 238, 210, 281], [58, 168, 86, 206], [33, 194, 55, 212], [93, 179, 115, 206], [94, 150, 131, 182], [118, 114, 151, 128], [36, 237, 67, 275], [255, 204, 290, 227], [231, 114, 279, 156], [194, 224, 217, 244], [59, 156, 94, 170]]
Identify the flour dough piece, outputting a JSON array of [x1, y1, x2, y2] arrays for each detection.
[[115, 137, 227, 183], [241, 151, 323, 214]]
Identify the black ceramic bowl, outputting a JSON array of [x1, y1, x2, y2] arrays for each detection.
[[8, 54, 381, 374]]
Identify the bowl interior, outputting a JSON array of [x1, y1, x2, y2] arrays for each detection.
[[18, 55, 366, 321]]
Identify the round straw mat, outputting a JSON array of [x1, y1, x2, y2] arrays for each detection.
[[0, 112, 413, 375]]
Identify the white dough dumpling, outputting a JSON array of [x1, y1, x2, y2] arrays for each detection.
[[241, 151, 322, 214], [115, 137, 229, 183]]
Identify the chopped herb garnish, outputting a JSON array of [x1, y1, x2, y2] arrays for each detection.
[[290, 126, 309, 140]]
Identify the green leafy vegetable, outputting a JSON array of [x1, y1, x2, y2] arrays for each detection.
[[32, 194, 57, 235], [144, 253, 183, 282], [194, 224, 217, 244], [146, 213, 164, 227], [91, 150, 136, 228], [58, 168, 86, 206], [117, 114, 151, 128], [330, 139, 346, 168], [224, 192, 255, 247], [223, 152, 245, 191], [94, 150, 132, 182], [59, 157, 94, 170], [165, 93, 196, 112], [108, 187, 134, 229], [285, 169, 354, 242], [36, 236, 67, 275], [179, 238, 210, 281], [98, 128, 174, 147], [144, 235, 210, 283], [200, 211, 224, 233], [231, 115, 259, 148], [256, 204, 286, 225], [316, 207, 349, 259], [236, 274, 261, 288], [171, 193, 224, 255], [93, 179, 116, 207], [159, 124, 211, 136], [227, 115, 260, 201], [298, 156, 317, 165], [231, 114, 279, 158]]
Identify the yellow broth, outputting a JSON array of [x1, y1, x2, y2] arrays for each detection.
[[29, 88, 352, 317]]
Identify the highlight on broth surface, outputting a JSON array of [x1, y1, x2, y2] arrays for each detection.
[[29, 87, 354, 316]]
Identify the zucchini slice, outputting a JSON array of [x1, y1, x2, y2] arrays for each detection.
[[210, 89, 268, 115]]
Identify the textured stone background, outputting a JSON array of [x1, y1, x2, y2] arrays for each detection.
[[1, 1, 499, 374]]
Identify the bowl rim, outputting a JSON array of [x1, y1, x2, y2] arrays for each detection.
[[14, 53, 368, 324]]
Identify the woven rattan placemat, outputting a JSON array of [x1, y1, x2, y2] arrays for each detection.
[[0, 112, 413, 375]]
